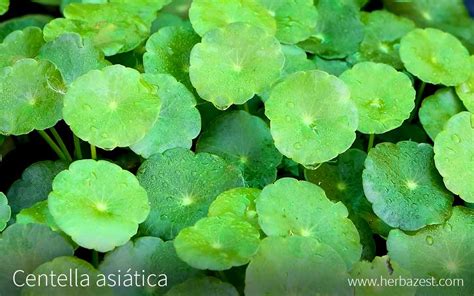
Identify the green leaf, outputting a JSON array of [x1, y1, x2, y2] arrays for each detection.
[[130, 74, 201, 158], [0, 224, 74, 294], [434, 112, 474, 203], [174, 215, 260, 270], [166, 276, 239, 296], [363, 141, 453, 231], [265, 70, 358, 167], [143, 25, 200, 90], [63, 65, 161, 149], [0, 192, 10, 231], [256, 178, 361, 268], [400, 28, 470, 86], [100, 237, 199, 295], [7, 160, 68, 215], [48, 159, 150, 252], [188, 0, 276, 36], [299, 0, 364, 59], [455, 55, 474, 112], [208, 188, 260, 229], [43, 3, 151, 56], [419, 88, 465, 141], [258, 0, 317, 44], [0, 0, 8, 15], [350, 256, 416, 296], [136, 148, 244, 240], [190, 22, 284, 110], [357, 10, 416, 69], [340, 62, 416, 134], [312, 56, 350, 76], [245, 236, 352, 295], [196, 111, 282, 188], [22, 256, 113, 295], [0, 14, 52, 42], [0, 59, 65, 135], [387, 206, 474, 295], [0, 27, 45, 68], [16, 200, 59, 230], [38, 33, 110, 85]]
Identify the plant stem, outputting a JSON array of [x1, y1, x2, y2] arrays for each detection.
[[90, 144, 97, 160], [38, 130, 66, 160], [73, 135, 83, 159], [367, 134, 375, 152], [50, 127, 72, 162], [243, 102, 250, 113], [92, 250, 99, 268]]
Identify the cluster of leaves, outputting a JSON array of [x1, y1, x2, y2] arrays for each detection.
[[0, 0, 473, 295]]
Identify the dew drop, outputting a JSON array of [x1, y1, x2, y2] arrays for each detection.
[[83, 104, 92, 111], [425, 235, 434, 245], [286, 102, 295, 108], [293, 142, 302, 149], [451, 134, 461, 143], [101, 133, 109, 138], [90, 126, 98, 133]]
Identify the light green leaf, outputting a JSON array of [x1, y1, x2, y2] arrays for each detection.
[[245, 236, 352, 295], [143, 25, 200, 90], [434, 112, 474, 202], [455, 55, 474, 112], [387, 206, 474, 295], [256, 178, 362, 268], [312, 56, 350, 76], [400, 28, 470, 86], [190, 22, 284, 110], [48, 159, 150, 252], [363, 141, 453, 231], [166, 277, 238, 296], [0, 224, 74, 294], [136, 148, 244, 240], [174, 215, 260, 270], [0, 192, 10, 231], [0, 27, 44, 68], [265, 70, 358, 167], [38, 33, 110, 85], [189, 0, 276, 36], [340, 62, 415, 134], [196, 111, 282, 188], [16, 200, 59, 230], [0, 0, 8, 15], [0, 58, 65, 135], [63, 65, 161, 149], [419, 88, 465, 140], [258, 0, 317, 44], [100, 237, 199, 295], [130, 74, 201, 158]]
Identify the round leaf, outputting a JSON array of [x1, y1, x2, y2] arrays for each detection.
[[387, 206, 474, 295], [434, 111, 474, 202], [350, 256, 416, 296], [22, 257, 112, 295], [63, 65, 161, 149], [130, 74, 201, 158], [196, 111, 282, 188], [143, 25, 200, 90], [190, 22, 284, 110], [0, 58, 65, 135], [208, 187, 260, 228], [0, 224, 74, 294], [363, 141, 453, 231], [38, 33, 109, 85], [0, 14, 52, 42], [136, 148, 244, 239], [0, 0, 8, 15], [0, 192, 11, 231], [166, 276, 238, 296], [340, 62, 416, 134], [100, 237, 199, 295], [7, 160, 68, 214], [174, 215, 260, 270], [0, 26, 44, 68], [258, 0, 317, 44], [256, 178, 362, 268], [400, 28, 470, 86], [419, 88, 465, 140], [245, 236, 352, 296], [189, 0, 276, 36], [455, 55, 474, 112], [265, 70, 358, 167], [48, 159, 150, 252], [16, 200, 59, 231]]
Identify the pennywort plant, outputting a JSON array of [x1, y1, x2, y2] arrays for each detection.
[[0, 0, 473, 295]]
